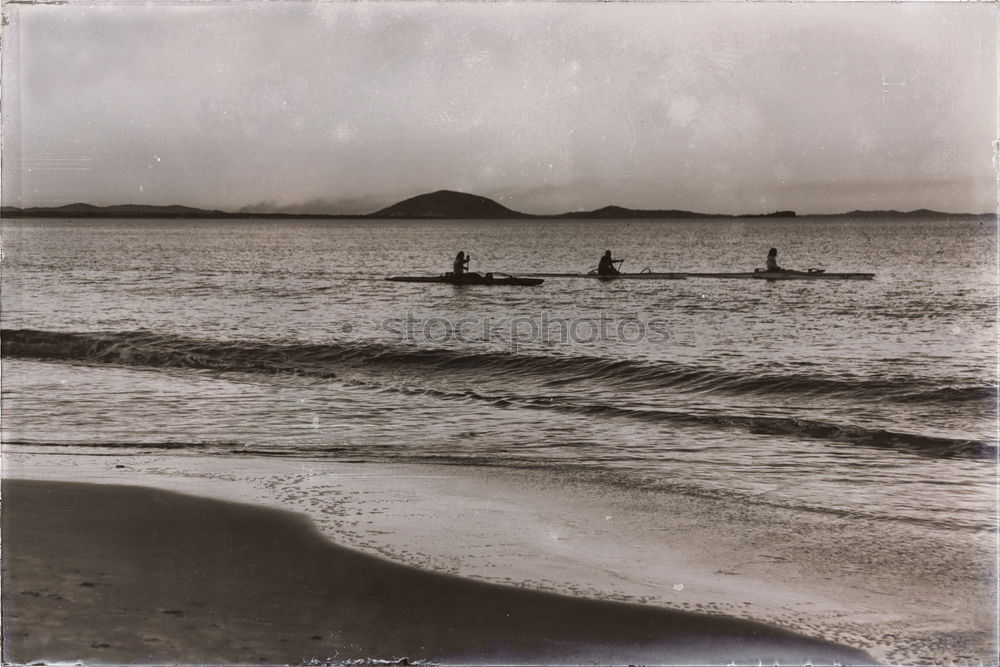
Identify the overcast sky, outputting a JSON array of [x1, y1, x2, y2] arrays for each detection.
[[2, 1, 996, 215]]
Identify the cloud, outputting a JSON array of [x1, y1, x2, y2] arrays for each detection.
[[667, 96, 700, 129], [3, 1, 995, 214], [238, 195, 390, 216]]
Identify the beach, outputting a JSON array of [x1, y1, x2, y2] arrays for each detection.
[[3, 476, 880, 666], [3, 451, 995, 664]]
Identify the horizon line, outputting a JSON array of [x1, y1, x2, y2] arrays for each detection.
[[2, 190, 995, 220]]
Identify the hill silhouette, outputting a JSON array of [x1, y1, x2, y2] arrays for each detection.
[[1, 203, 226, 217], [558, 205, 713, 219], [2, 192, 992, 220], [369, 190, 526, 218], [839, 209, 952, 218]]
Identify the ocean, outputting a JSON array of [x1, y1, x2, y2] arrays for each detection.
[[1, 214, 997, 662], [3, 215, 995, 523]]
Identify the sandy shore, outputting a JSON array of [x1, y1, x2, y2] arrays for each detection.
[[2, 478, 877, 665], [2, 451, 995, 664]]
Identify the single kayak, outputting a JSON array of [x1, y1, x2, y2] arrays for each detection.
[[683, 270, 875, 280], [525, 272, 686, 280], [387, 272, 544, 286]]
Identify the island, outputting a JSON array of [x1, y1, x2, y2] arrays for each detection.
[[1, 189, 993, 220]]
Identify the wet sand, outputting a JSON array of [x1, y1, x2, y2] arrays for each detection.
[[1, 479, 876, 665]]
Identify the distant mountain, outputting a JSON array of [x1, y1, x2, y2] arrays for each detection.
[[804, 209, 997, 220], [369, 190, 527, 219], [555, 205, 711, 219], [2, 194, 990, 220], [556, 205, 799, 219], [838, 209, 951, 218], [1, 203, 227, 217]]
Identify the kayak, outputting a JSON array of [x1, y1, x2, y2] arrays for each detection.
[[525, 269, 874, 280], [387, 272, 544, 286], [683, 270, 875, 280], [525, 272, 686, 280], [750, 270, 874, 280]]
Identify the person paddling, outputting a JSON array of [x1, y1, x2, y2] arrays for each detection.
[[453, 251, 470, 276], [597, 250, 622, 276], [765, 248, 783, 273]]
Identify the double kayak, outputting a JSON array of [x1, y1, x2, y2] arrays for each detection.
[[387, 272, 544, 286], [527, 269, 874, 281], [684, 270, 875, 280], [526, 272, 686, 280]]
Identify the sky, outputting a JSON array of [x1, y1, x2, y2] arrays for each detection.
[[1, 1, 996, 216]]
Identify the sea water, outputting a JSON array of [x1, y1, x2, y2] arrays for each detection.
[[2, 215, 996, 662], [2, 216, 995, 528]]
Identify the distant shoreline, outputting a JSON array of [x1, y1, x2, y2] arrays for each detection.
[[2, 189, 994, 220], [4, 208, 993, 221], [1, 209, 802, 220]]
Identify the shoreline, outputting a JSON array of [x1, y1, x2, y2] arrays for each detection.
[[2, 451, 995, 664], [1, 478, 877, 665]]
